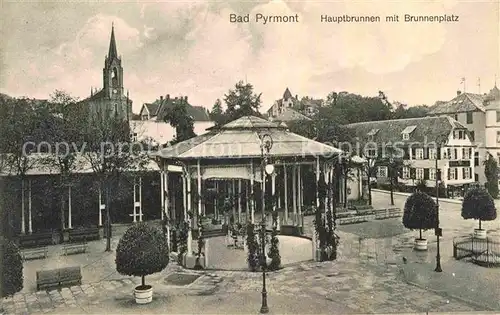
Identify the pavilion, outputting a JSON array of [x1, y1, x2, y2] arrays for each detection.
[[153, 116, 350, 255]]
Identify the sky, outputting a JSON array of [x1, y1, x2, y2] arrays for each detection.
[[0, 0, 499, 113]]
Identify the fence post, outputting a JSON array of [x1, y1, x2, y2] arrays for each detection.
[[486, 237, 489, 265]]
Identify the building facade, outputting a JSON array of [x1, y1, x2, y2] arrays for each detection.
[[267, 87, 323, 120], [346, 116, 476, 196], [428, 85, 500, 186], [79, 25, 132, 121]]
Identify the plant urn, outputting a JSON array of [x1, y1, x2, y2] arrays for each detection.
[[414, 238, 428, 251], [134, 284, 153, 304], [474, 229, 487, 239]]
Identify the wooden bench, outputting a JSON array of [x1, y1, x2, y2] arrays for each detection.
[[19, 231, 53, 249], [68, 227, 100, 243], [62, 243, 87, 256], [36, 266, 82, 291], [21, 247, 48, 260]]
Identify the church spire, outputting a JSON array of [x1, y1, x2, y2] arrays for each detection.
[[108, 23, 118, 59]]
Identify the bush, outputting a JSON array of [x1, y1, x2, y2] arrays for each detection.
[[484, 157, 499, 198], [1, 240, 23, 297], [246, 222, 259, 271], [116, 222, 169, 289], [403, 192, 437, 237], [461, 186, 497, 229], [268, 212, 281, 271]]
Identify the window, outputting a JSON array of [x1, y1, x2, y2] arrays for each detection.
[[366, 149, 377, 158], [453, 130, 465, 139], [377, 166, 388, 178], [448, 168, 457, 180], [497, 110, 500, 122], [429, 168, 436, 180], [466, 112, 473, 124], [131, 132, 138, 142], [463, 148, 470, 159], [474, 151, 479, 166], [402, 167, 410, 179], [454, 114, 458, 121], [497, 131, 500, 143], [429, 148, 437, 160], [416, 148, 424, 160], [463, 167, 470, 179], [443, 148, 448, 159], [416, 168, 424, 179], [470, 131, 475, 141], [402, 133, 409, 140]]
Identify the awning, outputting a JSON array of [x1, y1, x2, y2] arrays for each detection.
[[190, 165, 264, 181]]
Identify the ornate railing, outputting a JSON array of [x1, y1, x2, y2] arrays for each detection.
[[453, 235, 500, 267]]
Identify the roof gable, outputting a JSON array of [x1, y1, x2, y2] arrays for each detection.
[[429, 92, 485, 114]]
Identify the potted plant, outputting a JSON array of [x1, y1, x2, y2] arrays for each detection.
[[461, 186, 497, 239], [1, 240, 23, 298], [403, 191, 437, 251], [115, 222, 169, 304]]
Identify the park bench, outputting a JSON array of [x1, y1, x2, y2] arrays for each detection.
[[62, 242, 87, 256], [18, 231, 53, 249], [68, 227, 100, 243], [36, 266, 82, 291], [21, 247, 48, 260], [337, 216, 367, 225]]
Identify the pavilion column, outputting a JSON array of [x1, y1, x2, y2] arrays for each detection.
[[165, 169, 171, 246], [298, 164, 302, 226], [238, 180, 242, 223], [292, 164, 297, 225], [186, 167, 193, 255], [28, 179, 33, 233], [284, 164, 288, 224], [316, 157, 320, 209], [98, 184, 104, 226], [271, 172, 277, 229], [324, 164, 329, 216], [67, 185, 72, 229], [197, 160, 202, 219], [182, 175, 187, 221], [250, 161, 255, 224], [21, 179, 25, 234], [215, 181, 219, 220], [245, 182, 249, 222], [231, 180, 236, 222], [161, 170, 165, 221]]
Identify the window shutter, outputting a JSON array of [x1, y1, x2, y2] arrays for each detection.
[[411, 148, 416, 159], [410, 167, 416, 179], [424, 168, 429, 180], [437, 147, 441, 159], [423, 148, 429, 159], [469, 167, 472, 179], [448, 169, 451, 180], [462, 168, 465, 179]]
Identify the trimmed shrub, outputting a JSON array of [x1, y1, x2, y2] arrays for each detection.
[[484, 157, 499, 198], [116, 222, 169, 289], [1, 240, 23, 297], [268, 211, 281, 271], [403, 192, 437, 238], [461, 186, 497, 229]]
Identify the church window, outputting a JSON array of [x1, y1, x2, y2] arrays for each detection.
[[112, 68, 118, 86]]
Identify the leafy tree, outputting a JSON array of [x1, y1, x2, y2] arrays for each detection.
[[163, 98, 196, 144], [484, 154, 499, 198], [209, 99, 225, 126], [223, 81, 262, 121], [323, 91, 393, 123], [116, 222, 169, 289], [1, 240, 23, 297], [403, 192, 437, 239], [461, 186, 497, 230], [83, 112, 149, 251]]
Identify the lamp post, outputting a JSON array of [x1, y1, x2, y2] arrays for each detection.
[[389, 157, 395, 206], [434, 153, 442, 272], [367, 158, 376, 206], [258, 132, 273, 314]]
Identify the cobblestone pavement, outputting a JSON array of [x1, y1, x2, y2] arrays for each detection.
[[1, 258, 485, 314]]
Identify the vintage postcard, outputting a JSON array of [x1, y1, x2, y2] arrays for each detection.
[[0, 1, 499, 314]]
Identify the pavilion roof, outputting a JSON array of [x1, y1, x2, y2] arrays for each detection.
[[153, 116, 343, 160]]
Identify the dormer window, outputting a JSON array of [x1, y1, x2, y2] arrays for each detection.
[[401, 125, 416, 140], [367, 128, 379, 141], [453, 129, 466, 140]]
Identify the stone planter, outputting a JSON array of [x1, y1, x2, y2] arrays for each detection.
[[474, 228, 487, 239], [414, 238, 428, 251], [134, 285, 153, 304], [184, 254, 206, 269]]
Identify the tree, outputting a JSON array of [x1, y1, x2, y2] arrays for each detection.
[[484, 154, 499, 198], [209, 99, 225, 126], [1, 240, 23, 297], [377, 146, 409, 205], [163, 98, 196, 144], [223, 81, 262, 121], [323, 91, 393, 123], [40, 90, 83, 232], [83, 113, 149, 251], [403, 192, 437, 240], [461, 186, 497, 230], [115, 222, 169, 289]]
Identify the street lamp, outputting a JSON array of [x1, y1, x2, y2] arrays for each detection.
[[434, 153, 443, 272], [367, 157, 376, 206], [258, 132, 273, 314], [389, 157, 395, 206]]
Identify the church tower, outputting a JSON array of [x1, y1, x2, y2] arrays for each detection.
[[103, 25, 124, 99]]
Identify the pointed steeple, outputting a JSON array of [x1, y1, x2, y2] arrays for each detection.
[[108, 23, 118, 59]]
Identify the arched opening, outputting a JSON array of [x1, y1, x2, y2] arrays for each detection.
[[112, 67, 118, 86]]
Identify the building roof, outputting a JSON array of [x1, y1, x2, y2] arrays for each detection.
[[283, 87, 293, 100], [346, 116, 469, 145], [108, 25, 118, 59], [271, 107, 312, 122], [428, 92, 486, 114], [154, 116, 342, 160], [142, 96, 211, 122]]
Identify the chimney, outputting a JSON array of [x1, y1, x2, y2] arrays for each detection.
[[184, 96, 188, 103], [295, 94, 298, 100], [457, 91, 462, 96], [160, 95, 163, 101], [166, 94, 170, 100]]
